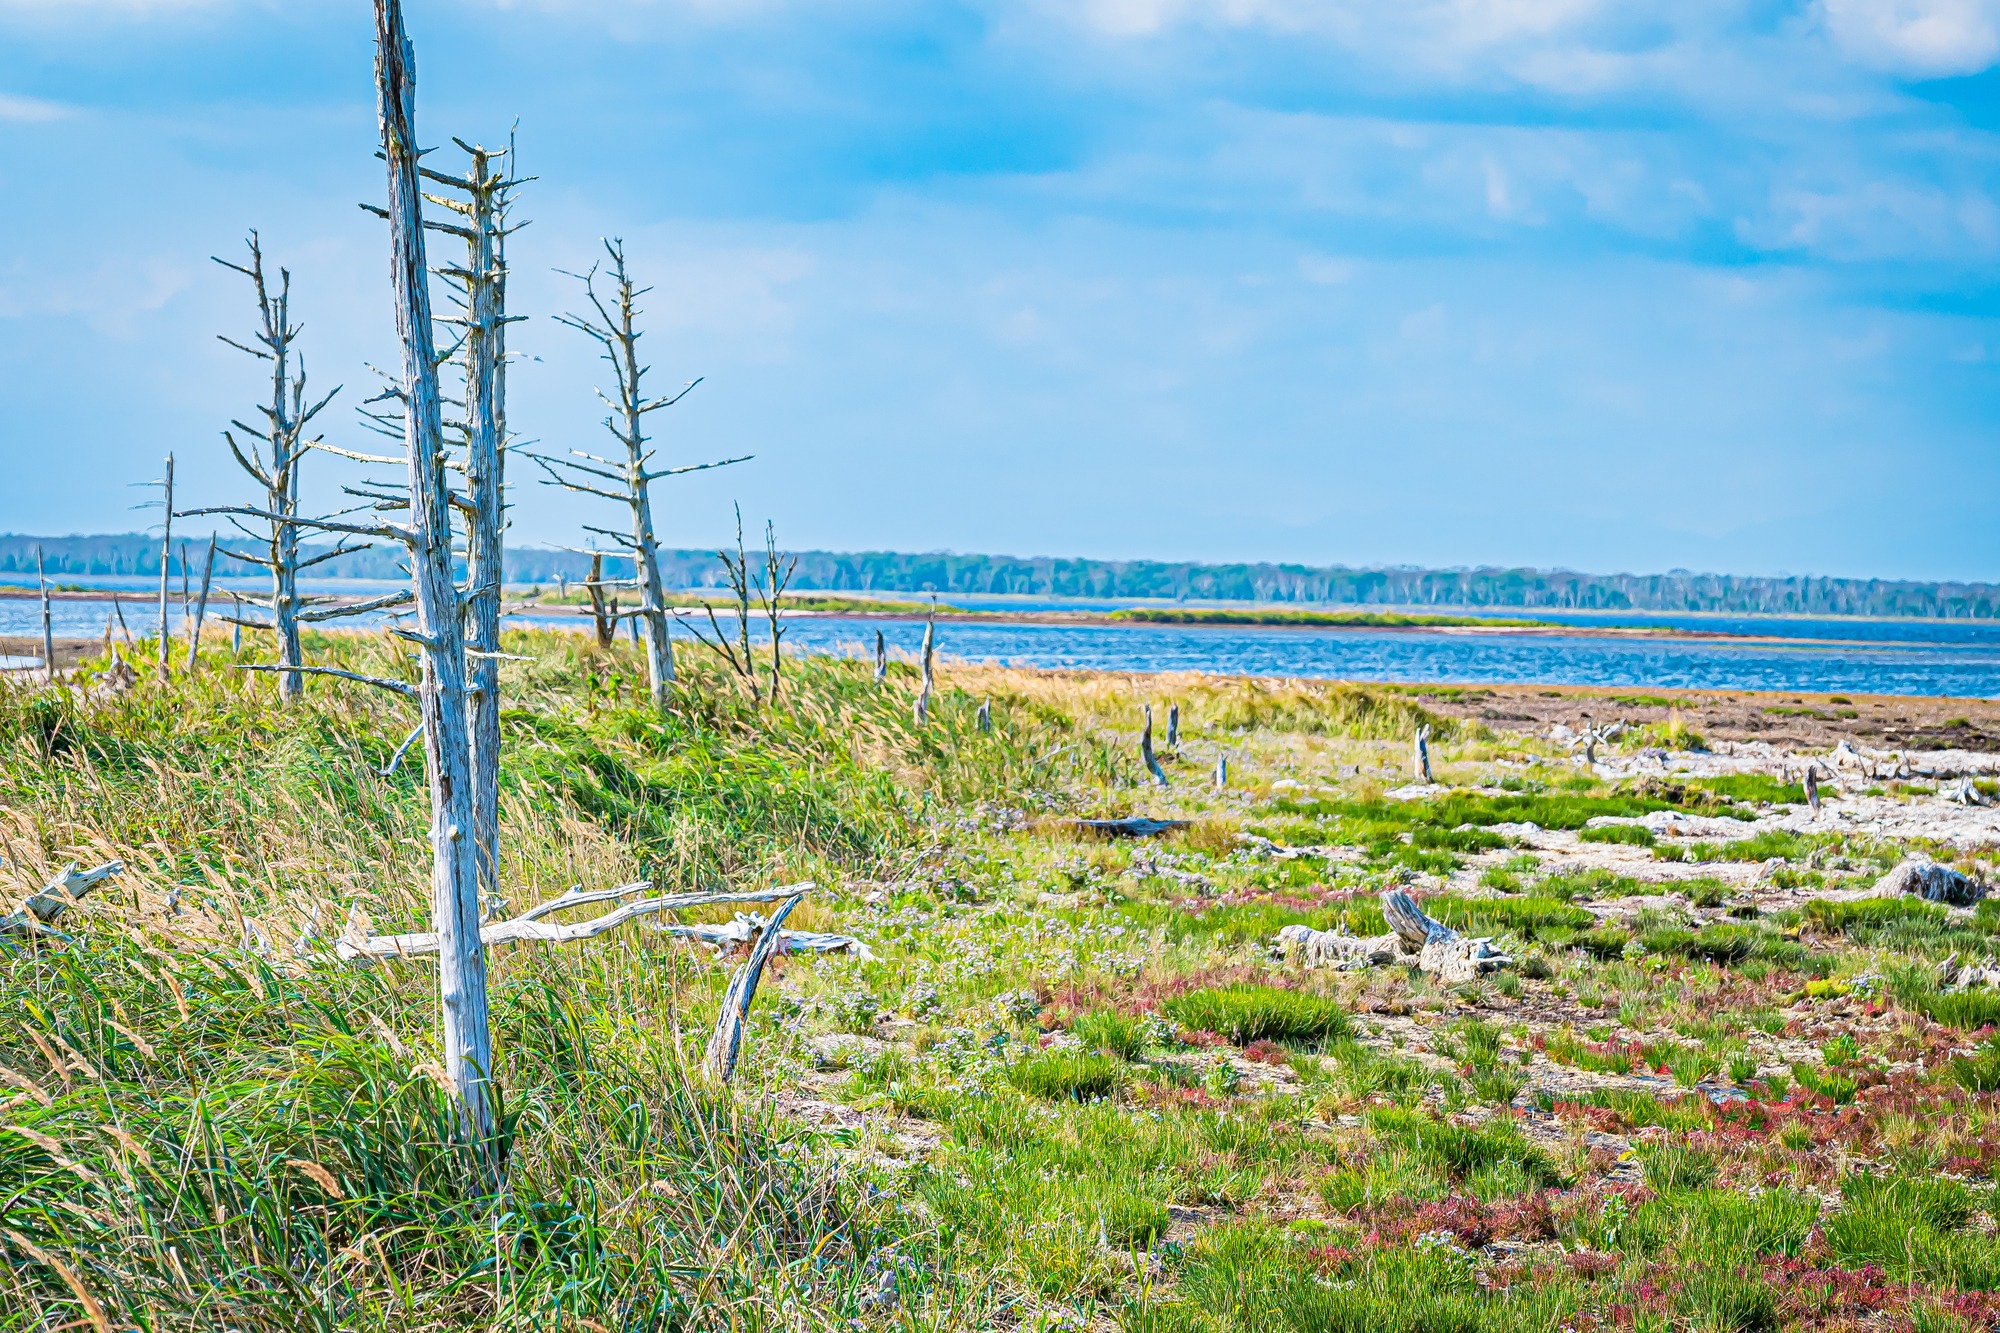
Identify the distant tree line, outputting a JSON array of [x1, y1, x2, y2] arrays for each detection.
[[5, 533, 1997, 619]]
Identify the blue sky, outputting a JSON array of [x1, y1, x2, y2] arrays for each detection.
[[2, 0, 1998, 580]]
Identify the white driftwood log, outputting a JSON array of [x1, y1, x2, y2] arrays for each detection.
[[1380, 888, 1511, 982], [656, 912, 874, 961], [335, 882, 814, 960], [704, 894, 802, 1082], [1276, 924, 1398, 968], [1, 861, 122, 940], [1936, 952, 2000, 989], [1141, 704, 1168, 787]]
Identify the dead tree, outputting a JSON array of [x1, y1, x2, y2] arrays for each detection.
[[423, 138, 524, 913], [914, 600, 936, 725], [977, 698, 991, 733], [1166, 703, 1179, 748], [1414, 723, 1432, 783], [874, 629, 887, 681], [692, 507, 762, 703], [1214, 755, 1228, 790], [138, 455, 174, 682], [184, 537, 217, 671], [760, 521, 797, 705], [1141, 704, 1169, 787], [586, 552, 615, 649], [209, 234, 378, 700], [35, 547, 52, 685], [528, 240, 747, 711]]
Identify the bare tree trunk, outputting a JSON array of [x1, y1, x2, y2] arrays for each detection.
[[1167, 703, 1179, 748], [874, 629, 886, 681], [1141, 704, 1168, 787], [914, 602, 935, 725], [184, 537, 216, 671], [36, 546, 53, 685], [440, 141, 512, 916], [1414, 723, 1432, 783], [157, 454, 173, 682], [586, 553, 614, 649], [375, 0, 493, 1149]]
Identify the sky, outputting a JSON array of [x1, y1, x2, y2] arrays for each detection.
[[1, 0, 1998, 582]]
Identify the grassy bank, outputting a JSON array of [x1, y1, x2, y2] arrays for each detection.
[[1107, 608, 1558, 630], [2, 633, 1998, 1331]]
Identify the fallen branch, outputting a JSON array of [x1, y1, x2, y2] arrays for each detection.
[[655, 912, 874, 961], [1, 861, 123, 941], [1381, 889, 1511, 982], [1072, 817, 1187, 839], [704, 894, 801, 1082], [335, 882, 814, 960]]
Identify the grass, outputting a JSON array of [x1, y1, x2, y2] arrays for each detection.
[[1163, 985, 1351, 1044], [1578, 822, 1657, 846], [3, 629, 1998, 1331], [1106, 607, 1558, 629]]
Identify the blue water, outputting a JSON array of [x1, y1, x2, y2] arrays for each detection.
[[8, 576, 1999, 697]]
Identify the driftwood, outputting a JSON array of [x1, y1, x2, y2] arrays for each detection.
[[1381, 889, 1511, 982], [1937, 952, 2000, 989], [656, 911, 874, 961], [1, 861, 122, 941], [335, 882, 813, 960], [704, 894, 802, 1082], [1414, 723, 1432, 783], [1276, 924, 1397, 968], [1073, 816, 1187, 839], [1876, 859, 1983, 906], [1140, 704, 1168, 787]]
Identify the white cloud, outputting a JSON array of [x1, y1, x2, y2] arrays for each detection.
[[1820, 0, 2000, 76], [0, 92, 66, 121]]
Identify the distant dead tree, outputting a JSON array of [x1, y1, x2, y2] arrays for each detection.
[[913, 600, 936, 725], [527, 240, 747, 711], [585, 552, 616, 649], [691, 507, 794, 705], [1414, 722, 1432, 783], [134, 454, 174, 682], [209, 232, 398, 699], [1141, 704, 1168, 787], [874, 629, 887, 681], [35, 547, 53, 685]]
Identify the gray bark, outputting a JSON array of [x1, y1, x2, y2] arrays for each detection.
[[704, 893, 803, 1082], [1414, 723, 1432, 783], [157, 454, 173, 682], [184, 537, 216, 671], [874, 629, 886, 681], [375, 0, 493, 1148], [1141, 704, 1168, 787], [914, 602, 935, 725], [35, 547, 53, 685], [1166, 703, 1179, 748]]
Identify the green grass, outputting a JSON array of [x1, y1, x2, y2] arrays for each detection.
[[1425, 894, 1596, 938], [1006, 1050, 1125, 1101], [1163, 986, 1351, 1045], [1578, 822, 1656, 846]]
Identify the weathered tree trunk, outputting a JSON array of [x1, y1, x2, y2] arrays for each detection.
[[1141, 704, 1168, 787], [977, 698, 991, 733], [874, 628, 886, 681], [184, 537, 216, 671], [1414, 723, 1432, 783], [1214, 755, 1228, 790], [157, 454, 173, 682], [586, 553, 614, 649], [914, 602, 936, 725], [1380, 889, 1510, 982], [375, 0, 493, 1148], [35, 547, 53, 685], [1167, 703, 1179, 748]]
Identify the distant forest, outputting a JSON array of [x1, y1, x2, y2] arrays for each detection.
[[4, 533, 1997, 619]]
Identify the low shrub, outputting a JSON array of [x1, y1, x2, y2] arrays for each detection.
[[1164, 985, 1351, 1045]]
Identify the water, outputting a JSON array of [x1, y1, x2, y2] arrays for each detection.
[[8, 576, 1999, 697]]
